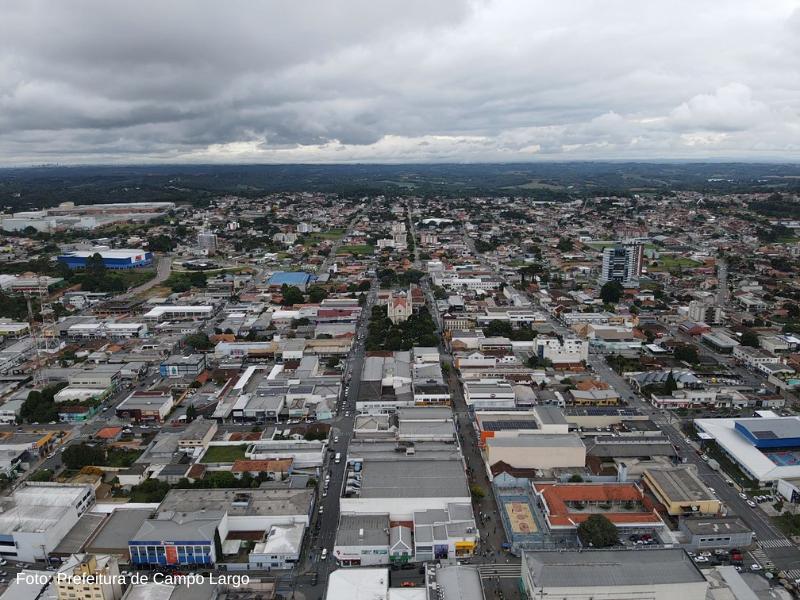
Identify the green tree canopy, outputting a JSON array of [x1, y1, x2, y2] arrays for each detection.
[[308, 286, 329, 303], [281, 285, 305, 306], [740, 330, 759, 347], [577, 514, 618, 548], [673, 344, 699, 364], [600, 281, 624, 304], [63, 443, 106, 470]]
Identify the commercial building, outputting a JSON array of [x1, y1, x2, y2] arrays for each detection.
[[643, 467, 721, 516], [462, 381, 515, 409], [532, 336, 589, 366], [334, 514, 391, 566], [413, 503, 478, 561], [732, 345, 781, 374], [143, 305, 214, 322], [267, 271, 315, 291], [339, 452, 471, 521], [679, 517, 754, 551], [701, 330, 740, 354], [159, 354, 207, 378], [0, 483, 95, 562], [326, 568, 389, 600], [58, 248, 153, 270], [129, 488, 313, 568], [177, 418, 218, 450], [694, 416, 800, 484], [600, 243, 643, 288], [475, 406, 569, 447], [129, 510, 221, 567], [248, 523, 305, 570], [116, 391, 174, 422], [484, 433, 586, 471], [521, 549, 707, 600], [0, 320, 30, 338]]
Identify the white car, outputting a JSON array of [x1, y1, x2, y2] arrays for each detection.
[[334, 436, 339, 443], [693, 556, 709, 563], [750, 564, 762, 571], [739, 493, 748, 500], [746, 500, 756, 508]]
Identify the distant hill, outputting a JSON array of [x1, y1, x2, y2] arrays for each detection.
[[2, 162, 800, 211]]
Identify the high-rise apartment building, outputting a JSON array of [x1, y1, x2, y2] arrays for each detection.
[[600, 243, 643, 287]]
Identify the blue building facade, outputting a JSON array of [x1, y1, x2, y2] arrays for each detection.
[[58, 250, 153, 270], [735, 419, 800, 449], [129, 540, 215, 567]]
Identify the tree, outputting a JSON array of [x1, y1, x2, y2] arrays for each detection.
[[556, 237, 574, 252], [185, 332, 212, 351], [147, 235, 176, 252], [483, 320, 513, 338], [63, 443, 106, 470], [577, 514, 618, 548], [664, 370, 678, 395], [527, 355, 553, 369], [20, 388, 59, 423], [185, 405, 198, 422], [469, 484, 486, 499], [281, 285, 305, 306], [130, 478, 171, 502], [308, 286, 328, 303], [29, 469, 53, 482], [568, 473, 584, 483], [741, 330, 759, 347], [600, 281, 623, 304], [673, 344, 699, 364]]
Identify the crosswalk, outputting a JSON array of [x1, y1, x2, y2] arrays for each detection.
[[750, 547, 774, 570], [783, 568, 800, 580], [477, 564, 521, 580], [759, 538, 793, 548]]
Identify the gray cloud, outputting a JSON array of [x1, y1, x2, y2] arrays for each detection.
[[1, 0, 799, 164]]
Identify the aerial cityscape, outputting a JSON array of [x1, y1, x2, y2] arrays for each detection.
[[2, 2, 800, 600]]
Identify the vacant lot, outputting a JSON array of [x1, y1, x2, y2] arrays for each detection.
[[200, 445, 248, 463]]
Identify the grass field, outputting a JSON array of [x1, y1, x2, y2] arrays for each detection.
[[304, 229, 346, 243], [337, 244, 374, 255], [648, 256, 701, 271], [200, 445, 248, 463]]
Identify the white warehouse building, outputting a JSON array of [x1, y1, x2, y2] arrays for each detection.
[[0, 483, 95, 562]]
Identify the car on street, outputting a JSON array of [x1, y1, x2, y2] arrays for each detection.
[[739, 493, 748, 499], [750, 564, 762, 571], [746, 500, 756, 508]]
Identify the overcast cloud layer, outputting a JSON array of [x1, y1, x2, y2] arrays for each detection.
[[1, 0, 799, 165]]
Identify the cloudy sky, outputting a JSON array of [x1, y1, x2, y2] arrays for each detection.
[[1, 0, 799, 164]]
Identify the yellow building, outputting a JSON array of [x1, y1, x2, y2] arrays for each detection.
[[56, 554, 122, 600], [643, 467, 721, 516]]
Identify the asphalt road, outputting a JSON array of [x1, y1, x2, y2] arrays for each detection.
[[286, 280, 376, 598], [120, 256, 172, 299]]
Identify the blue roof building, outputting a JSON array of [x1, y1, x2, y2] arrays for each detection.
[[267, 271, 315, 291]]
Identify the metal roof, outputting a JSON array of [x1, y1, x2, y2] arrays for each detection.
[[524, 549, 705, 588]]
